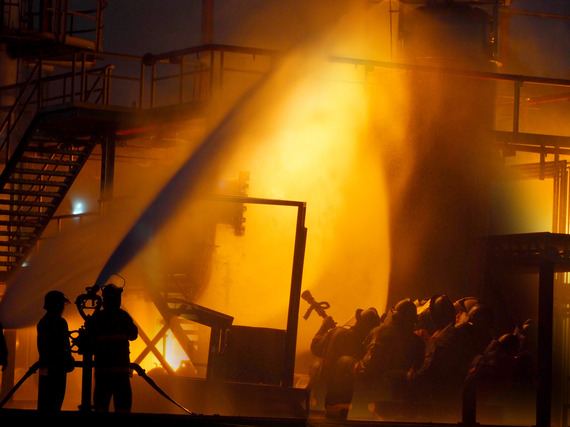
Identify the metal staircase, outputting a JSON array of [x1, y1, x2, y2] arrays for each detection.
[[0, 111, 99, 275]]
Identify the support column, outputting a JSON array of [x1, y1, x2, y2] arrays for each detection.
[[201, 0, 214, 44], [100, 132, 116, 214], [537, 259, 554, 427], [283, 203, 307, 387]]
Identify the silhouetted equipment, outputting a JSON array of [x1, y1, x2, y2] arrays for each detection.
[[301, 290, 330, 320], [71, 285, 198, 413], [398, 0, 496, 65], [170, 299, 234, 380], [219, 325, 286, 385], [71, 285, 104, 411], [0, 358, 193, 415], [485, 232, 570, 427]]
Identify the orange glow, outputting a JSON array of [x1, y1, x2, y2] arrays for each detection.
[[116, 6, 401, 374]]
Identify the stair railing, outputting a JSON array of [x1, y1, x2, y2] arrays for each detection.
[[0, 60, 42, 166], [12, 0, 108, 52], [0, 56, 114, 168]]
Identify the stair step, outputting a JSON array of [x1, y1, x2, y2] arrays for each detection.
[[0, 230, 37, 238], [5, 178, 68, 188], [0, 209, 51, 218], [0, 189, 62, 199], [14, 168, 75, 177], [26, 146, 90, 156], [0, 240, 32, 248], [0, 220, 43, 228], [0, 199, 57, 208], [20, 156, 83, 167], [0, 251, 26, 258], [27, 140, 93, 150], [0, 261, 23, 268]]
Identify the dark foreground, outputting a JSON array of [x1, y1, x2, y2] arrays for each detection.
[[0, 409, 526, 427]]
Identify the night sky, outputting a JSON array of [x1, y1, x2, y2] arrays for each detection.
[[100, 1, 570, 78]]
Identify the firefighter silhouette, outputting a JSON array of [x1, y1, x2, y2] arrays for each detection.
[[87, 283, 138, 412], [36, 290, 75, 411]]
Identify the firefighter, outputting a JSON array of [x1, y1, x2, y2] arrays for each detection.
[[88, 283, 138, 412], [355, 299, 425, 420], [309, 307, 381, 417], [415, 294, 456, 341], [36, 290, 75, 411], [410, 298, 494, 421]]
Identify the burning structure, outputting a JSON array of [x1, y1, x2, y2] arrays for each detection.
[[0, 0, 569, 425]]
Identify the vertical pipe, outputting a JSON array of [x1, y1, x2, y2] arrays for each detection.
[[0, 2, 4, 34], [513, 81, 522, 133], [201, 0, 214, 45], [492, 0, 500, 61], [96, 0, 103, 51], [219, 51, 224, 93], [537, 258, 554, 427], [71, 52, 76, 102], [553, 166, 560, 232], [151, 64, 156, 108], [100, 132, 115, 214], [560, 165, 568, 233], [37, 60, 43, 108], [179, 58, 184, 104], [79, 353, 93, 411], [104, 67, 111, 105], [81, 51, 86, 102], [56, 0, 61, 40], [209, 50, 215, 99], [139, 61, 145, 108], [283, 203, 307, 387]]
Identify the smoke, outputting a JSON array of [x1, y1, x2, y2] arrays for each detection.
[[0, 3, 500, 419], [0, 187, 156, 329]]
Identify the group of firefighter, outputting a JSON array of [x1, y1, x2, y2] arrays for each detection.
[[36, 284, 138, 412], [309, 295, 538, 421]]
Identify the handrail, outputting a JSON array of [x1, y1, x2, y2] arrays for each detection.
[[7, 0, 109, 51], [2, 43, 570, 159], [329, 55, 570, 88], [0, 58, 113, 165], [0, 61, 41, 163]]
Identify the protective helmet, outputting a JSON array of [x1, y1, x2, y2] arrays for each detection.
[[454, 297, 480, 315], [102, 283, 123, 297], [430, 295, 456, 330], [468, 303, 494, 330], [43, 290, 70, 310], [355, 307, 381, 331], [391, 299, 417, 330], [101, 283, 123, 309]]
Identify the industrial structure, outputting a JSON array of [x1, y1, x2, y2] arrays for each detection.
[[0, 1, 569, 426]]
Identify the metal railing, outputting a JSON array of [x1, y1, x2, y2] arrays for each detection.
[[0, 53, 114, 164], [1, 43, 570, 171], [0, 0, 107, 51], [138, 44, 278, 109]]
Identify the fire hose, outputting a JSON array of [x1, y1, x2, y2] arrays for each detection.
[[0, 361, 40, 408], [129, 363, 193, 415], [1, 283, 193, 414], [0, 360, 193, 415]]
